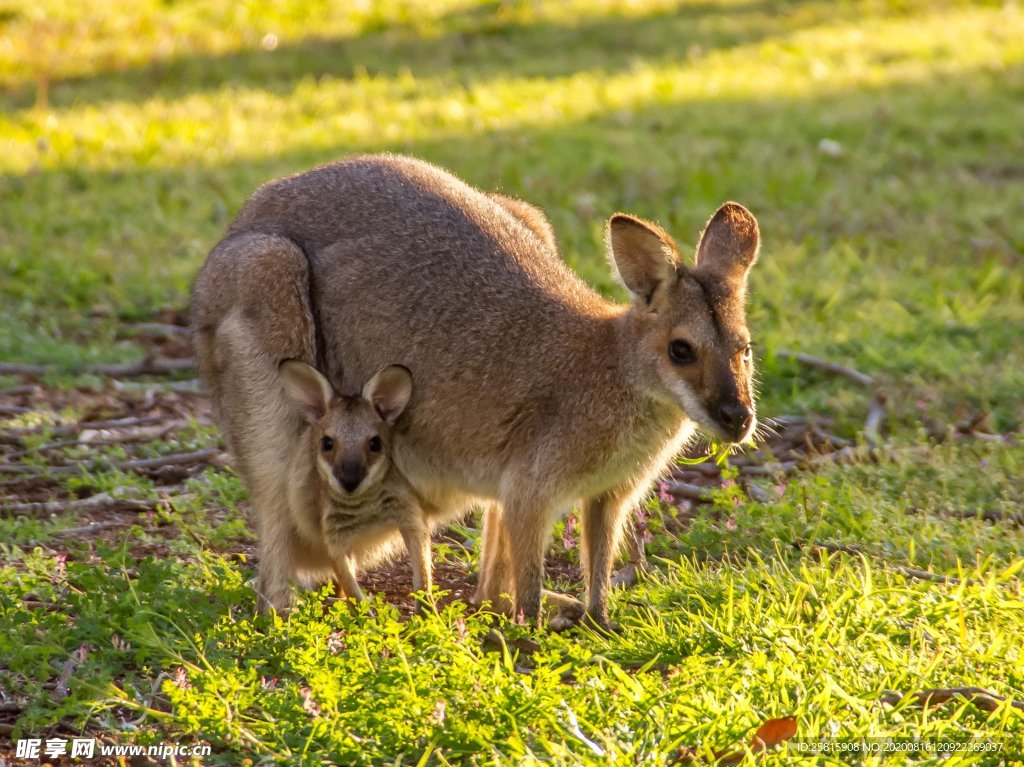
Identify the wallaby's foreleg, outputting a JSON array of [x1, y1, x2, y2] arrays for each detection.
[[332, 555, 364, 601], [579, 491, 632, 629], [474, 502, 515, 615], [400, 519, 433, 608]]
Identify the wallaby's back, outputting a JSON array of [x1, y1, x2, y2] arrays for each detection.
[[228, 156, 636, 492]]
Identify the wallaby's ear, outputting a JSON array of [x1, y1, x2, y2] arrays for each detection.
[[607, 213, 680, 307], [279, 359, 334, 422], [362, 364, 413, 425], [694, 202, 759, 285], [490, 193, 558, 253]]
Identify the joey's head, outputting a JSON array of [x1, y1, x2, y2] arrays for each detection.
[[608, 203, 760, 444], [279, 360, 413, 501]]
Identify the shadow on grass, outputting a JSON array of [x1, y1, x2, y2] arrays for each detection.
[[9, 0, 876, 111]]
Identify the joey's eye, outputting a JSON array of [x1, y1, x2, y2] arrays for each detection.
[[368, 436, 382, 453], [742, 343, 753, 361], [320, 436, 334, 452], [668, 339, 696, 365]]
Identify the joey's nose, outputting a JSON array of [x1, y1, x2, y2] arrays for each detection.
[[335, 461, 365, 493], [718, 402, 753, 441]]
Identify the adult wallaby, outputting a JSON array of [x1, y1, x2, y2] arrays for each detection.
[[190, 232, 426, 612], [218, 154, 760, 628]]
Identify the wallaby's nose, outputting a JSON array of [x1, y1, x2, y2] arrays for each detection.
[[718, 402, 753, 441], [335, 461, 366, 493]]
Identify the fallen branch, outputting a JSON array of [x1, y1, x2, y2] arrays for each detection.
[[664, 481, 714, 502], [879, 687, 1024, 713], [808, 541, 968, 586], [864, 392, 887, 449], [50, 521, 125, 537], [5, 421, 188, 460], [21, 599, 60, 612], [744, 482, 776, 504], [1, 491, 157, 518], [52, 645, 88, 704], [0, 384, 37, 396], [906, 505, 1024, 528], [776, 349, 876, 387], [0, 363, 50, 376], [127, 322, 190, 338], [2, 415, 163, 439], [85, 356, 195, 377], [0, 447, 221, 480], [114, 447, 221, 472], [0, 355, 194, 379]]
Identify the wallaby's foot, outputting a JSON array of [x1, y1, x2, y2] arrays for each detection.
[[542, 589, 585, 632], [482, 628, 542, 656], [547, 603, 586, 633], [255, 570, 295, 617], [581, 610, 620, 636], [256, 588, 293, 618]]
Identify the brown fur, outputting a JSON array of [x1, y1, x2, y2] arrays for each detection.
[[204, 154, 760, 627], [190, 233, 429, 613]]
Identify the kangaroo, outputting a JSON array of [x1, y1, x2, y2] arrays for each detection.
[[190, 231, 427, 613], [213, 154, 760, 628]]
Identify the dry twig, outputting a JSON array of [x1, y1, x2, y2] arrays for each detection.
[[0, 355, 194, 379], [664, 481, 714, 502], [776, 349, 876, 387], [1, 491, 157, 518], [0, 447, 220, 479], [879, 687, 1024, 713], [808, 541, 969, 585]]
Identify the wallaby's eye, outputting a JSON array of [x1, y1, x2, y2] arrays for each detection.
[[742, 342, 753, 362], [320, 436, 334, 452], [368, 436, 382, 453], [668, 339, 696, 365]]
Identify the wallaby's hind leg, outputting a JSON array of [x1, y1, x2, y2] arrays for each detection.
[[503, 490, 563, 625], [255, 492, 298, 614], [579, 491, 632, 630], [473, 503, 515, 615]]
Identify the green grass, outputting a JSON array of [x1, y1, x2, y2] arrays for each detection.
[[1, 0, 1023, 764]]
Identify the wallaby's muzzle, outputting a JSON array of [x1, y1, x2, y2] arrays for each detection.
[[715, 400, 754, 443], [335, 460, 366, 494]]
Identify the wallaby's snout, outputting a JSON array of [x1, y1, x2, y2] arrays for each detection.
[[714, 394, 755, 443]]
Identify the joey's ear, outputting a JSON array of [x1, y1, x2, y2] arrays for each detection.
[[607, 213, 680, 307], [362, 364, 413, 425], [694, 202, 760, 285], [279, 359, 334, 423]]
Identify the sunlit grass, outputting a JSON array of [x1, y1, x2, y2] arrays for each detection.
[[1, 1, 1023, 763], [2, 5, 1021, 174]]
